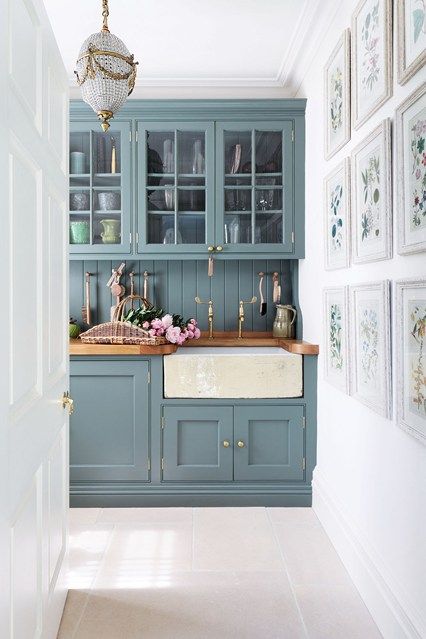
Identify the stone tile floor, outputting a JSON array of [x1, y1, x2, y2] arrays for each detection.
[[57, 507, 382, 638]]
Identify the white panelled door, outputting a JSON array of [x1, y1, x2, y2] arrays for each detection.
[[0, 0, 69, 637]]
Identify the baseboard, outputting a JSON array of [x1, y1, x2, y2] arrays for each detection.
[[313, 469, 425, 639]]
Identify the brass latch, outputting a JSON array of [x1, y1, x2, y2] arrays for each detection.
[[62, 391, 74, 415]]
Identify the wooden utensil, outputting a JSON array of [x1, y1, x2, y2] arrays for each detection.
[[82, 272, 92, 325]]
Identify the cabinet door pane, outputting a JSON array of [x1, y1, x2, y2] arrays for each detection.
[[138, 123, 214, 252], [217, 122, 293, 253], [69, 122, 131, 254], [162, 406, 233, 481], [234, 405, 304, 481]]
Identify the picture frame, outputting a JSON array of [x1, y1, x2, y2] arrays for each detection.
[[397, 0, 426, 85], [349, 280, 391, 418], [352, 0, 392, 130], [396, 278, 426, 444], [323, 286, 350, 393], [396, 82, 426, 255], [324, 158, 351, 270], [324, 29, 351, 159], [351, 119, 392, 264]]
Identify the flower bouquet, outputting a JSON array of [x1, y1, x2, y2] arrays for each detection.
[[124, 304, 201, 345]]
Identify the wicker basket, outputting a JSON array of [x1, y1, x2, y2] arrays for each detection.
[[79, 295, 168, 346]]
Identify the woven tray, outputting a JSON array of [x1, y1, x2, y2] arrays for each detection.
[[79, 295, 168, 346]]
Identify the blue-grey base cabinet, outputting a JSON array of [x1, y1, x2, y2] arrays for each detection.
[[70, 355, 317, 507]]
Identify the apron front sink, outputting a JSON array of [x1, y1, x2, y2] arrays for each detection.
[[164, 347, 303, 399]]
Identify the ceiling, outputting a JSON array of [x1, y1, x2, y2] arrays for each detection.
[[43, 0, 336, 97]]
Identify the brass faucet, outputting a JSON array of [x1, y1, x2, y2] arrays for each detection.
[[238, 296, 257, 338], [195, 296, 214, 338]]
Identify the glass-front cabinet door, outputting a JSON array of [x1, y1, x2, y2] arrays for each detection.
[[216, 122, 294, 254], [137, 122, 214, 253], [69, 121, 131, 254]]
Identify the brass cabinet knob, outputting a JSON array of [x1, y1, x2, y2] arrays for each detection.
[[237, 440, 245, 448], [62, 391, 74, 415], [223, 440, 230, 448], [216, 245, 223, 252], [208, 246, 214, 252]]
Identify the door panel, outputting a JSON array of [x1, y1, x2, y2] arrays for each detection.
[[70, 361, 150, 482], [1, 1, 69, 635], [234, 406, 304, 481], [162, 406, 233, 481]]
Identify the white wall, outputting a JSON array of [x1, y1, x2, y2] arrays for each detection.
[[297, 1, 426, 638]]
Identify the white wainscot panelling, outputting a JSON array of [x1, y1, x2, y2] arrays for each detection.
[[9, 136, 42, 411], [47, 189, 66, 381], [47, 429, 66, 589], [8, 0, 42, 130], [11, 471, 42, 639], [47, 64, 67, 170]]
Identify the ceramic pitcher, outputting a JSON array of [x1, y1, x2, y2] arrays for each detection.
[[100, 219, 120, 244], [272, 304, 296, 338]]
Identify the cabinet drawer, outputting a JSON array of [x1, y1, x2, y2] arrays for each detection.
[[162, 406, 233, 481], [70, 361, 150, 482], [234, 405, 304, 481]]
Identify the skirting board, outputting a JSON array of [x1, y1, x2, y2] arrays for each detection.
[[312, 468, 425, 639]]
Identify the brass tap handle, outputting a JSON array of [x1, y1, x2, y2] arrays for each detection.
[[237, 296, 257, 338], [195, 296, 214, 339]]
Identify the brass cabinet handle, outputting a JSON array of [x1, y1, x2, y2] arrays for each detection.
[[62, 391, 74, 415], [208, 246, 215, 252], [216, 245, 223, 252], [223, 440, 230, 448], [237, 440, 245, 448]]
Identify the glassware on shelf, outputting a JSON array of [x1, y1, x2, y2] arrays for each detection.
[[70, 192, 89, 211], [163, 139, 174, 173], [98, 192, 121, 210], [163, 227, 183, 244], [164, 188, 174, 211], [70, 220, 90, 244], [70, 152, 86, 174], [192, 139, 204, 174]]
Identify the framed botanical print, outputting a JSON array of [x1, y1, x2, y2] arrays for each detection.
[[396, 83, 426, 255], [397, 0, 426, 85], [352, 0, 392, 129], [324, 29, 351, 159], [324, 159, 351, 269], [396, 279, 426, 444], [349, 281, 391, 417], [323, 287, 350, 393], [351, 119, 392, 263]]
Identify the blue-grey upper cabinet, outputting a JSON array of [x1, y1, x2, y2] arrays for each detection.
[[162, 405, 233, 481], [69, 121, 132, 255], [234, 405, 305, 481], [215, 122, 295, 255], [136, 122, 215, 255], [70, 360, 150, 483]]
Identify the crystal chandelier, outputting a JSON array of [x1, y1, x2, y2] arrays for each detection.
[[74, 0, 138, 132]]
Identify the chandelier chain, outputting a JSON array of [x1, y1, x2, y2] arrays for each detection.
[[102, 0, 109, 32]]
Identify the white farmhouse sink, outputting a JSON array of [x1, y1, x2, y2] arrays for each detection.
[[164, 347, 303, 399]]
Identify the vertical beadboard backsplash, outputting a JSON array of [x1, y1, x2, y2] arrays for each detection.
[[70, 259, 298, 333]]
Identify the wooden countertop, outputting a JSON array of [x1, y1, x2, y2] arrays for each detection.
[[69, 333, 319, 356]]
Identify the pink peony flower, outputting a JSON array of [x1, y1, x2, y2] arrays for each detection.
[[162, 314, 173, 329], [193, 327, 201, 339], [166, 325, 181, 344], [148, 329, 157, 337], [142, 321, 150, 329], [189, 318, 197, 325], [187, 323, 195, 332], [151, 318, 163, 330], [156, 327, 165, 336], [177, 332, 187, 346], [187, 330, 194, 339]]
